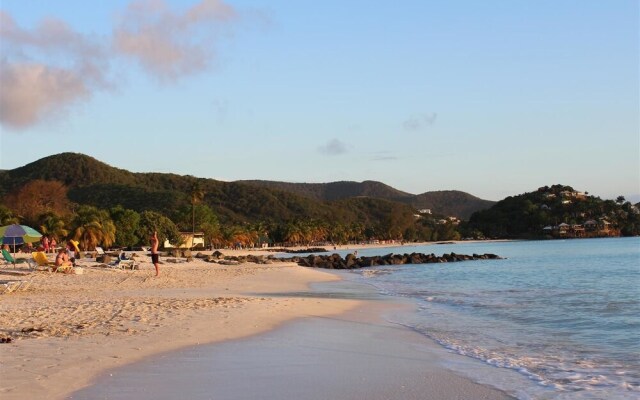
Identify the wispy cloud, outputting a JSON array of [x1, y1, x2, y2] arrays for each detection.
[[371, 151, 398, 161], [113, 0, 237, 82], [0, 11, 110, 130], [318, 138, 348, 155], [403, 112, 437, 131]]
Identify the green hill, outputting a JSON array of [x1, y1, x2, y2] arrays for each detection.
[[0, 153, 494, 221], [464, 184, 640, 238], [240, 181, 494, 218], [407, 191, 495, 220], [239, 180, 411, 201], [0, 153, 422, 227]]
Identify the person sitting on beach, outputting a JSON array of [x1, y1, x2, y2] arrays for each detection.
[[55, 248, 73, 272]]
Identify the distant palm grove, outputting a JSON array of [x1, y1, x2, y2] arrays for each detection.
[[0, 154, 637, 251]]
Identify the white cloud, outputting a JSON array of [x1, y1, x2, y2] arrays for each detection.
[[0, 1, 241, 131], [113, 0, 237, 82], [0, 11, 110, 130]]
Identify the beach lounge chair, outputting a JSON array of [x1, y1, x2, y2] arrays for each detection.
[[101, 256, 137, 270], [31, 251, 56, 272], [0, 279, 32, 294], [117, 259, 138, 270], [2, 248, 16, 266]]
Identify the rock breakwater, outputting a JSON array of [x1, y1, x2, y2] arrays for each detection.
[[194, 251, 503, 269]]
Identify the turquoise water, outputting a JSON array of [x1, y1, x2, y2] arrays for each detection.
[[343, 238, 640, 399]]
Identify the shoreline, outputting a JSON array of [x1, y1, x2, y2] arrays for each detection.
[[73, 290, 514, 400], [216, 238, 515, 256], [1, 243, 515, 399]]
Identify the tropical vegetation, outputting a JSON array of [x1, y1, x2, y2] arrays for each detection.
[[461, 185, 640, 239], [0, 154, 637, 250]]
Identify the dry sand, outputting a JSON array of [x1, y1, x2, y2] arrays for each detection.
[[0, 252, 361, 400]]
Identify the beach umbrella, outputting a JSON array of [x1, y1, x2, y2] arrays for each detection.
[[0, 224, 43, 254]]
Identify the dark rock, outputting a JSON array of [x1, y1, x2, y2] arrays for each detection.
[[226, 250, 504, 270], [345, 253, 357, 268], [285, 248, 328, 254]]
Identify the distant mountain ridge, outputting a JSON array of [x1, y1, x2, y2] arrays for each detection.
[[0, 153, 494, 220], [240, 180, 495, 219], [239, 180, 411, 201]]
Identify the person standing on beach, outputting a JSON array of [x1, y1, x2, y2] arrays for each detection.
[[150, 231, 159, 276], [42, 236, 49, 253]]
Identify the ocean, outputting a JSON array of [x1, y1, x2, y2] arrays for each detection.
[[338, 237, 640, 399]]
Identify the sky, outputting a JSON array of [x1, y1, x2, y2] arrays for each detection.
[[0, 0, 638, 202]]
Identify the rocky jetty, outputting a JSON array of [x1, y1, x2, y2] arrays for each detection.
[[292, 252, 503, 269], [194, 251, 502, 269]]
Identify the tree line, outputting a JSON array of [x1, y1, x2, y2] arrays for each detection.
[[0, 179, 461, 251]]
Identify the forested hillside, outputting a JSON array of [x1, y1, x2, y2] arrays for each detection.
[[0, 153, 465, 249], [462, 185, 640, 239], [4, 154, 631, 250], [241, 181, 494, 219]]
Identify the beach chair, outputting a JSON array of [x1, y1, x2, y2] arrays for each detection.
[[2, 248, 16, 266], [30, 251, 55, 272], [99, 259, 136, 271], [117, 259, 138, 270], [0, 279, 32, 294]]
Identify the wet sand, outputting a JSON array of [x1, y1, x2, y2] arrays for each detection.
[[71, 281, 514, 400]]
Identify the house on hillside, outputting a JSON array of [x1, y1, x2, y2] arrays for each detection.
[[584, 220, 598, 232], [599, 219, 611, 233], [571, 224, 585, 237], [558, 223, 570, 236]]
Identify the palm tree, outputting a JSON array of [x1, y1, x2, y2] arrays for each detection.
[[190, 182, 205, 234], [38, 211, 69, 242], [0, 205, 19, 225], [70, 205, 116, 250]]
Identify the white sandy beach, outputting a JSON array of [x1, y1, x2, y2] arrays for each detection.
[[0, 245, 512, 399]]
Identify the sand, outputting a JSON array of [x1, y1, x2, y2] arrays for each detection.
[[0, 245, 513, 399], [73, 281, 513, 400]]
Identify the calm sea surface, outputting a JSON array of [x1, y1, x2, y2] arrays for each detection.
[[338, 237, 640, 399]]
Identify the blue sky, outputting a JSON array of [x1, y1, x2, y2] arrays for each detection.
[[1, 0, 638, 202]]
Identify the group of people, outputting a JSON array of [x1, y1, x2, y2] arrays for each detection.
[[6, 231, 161, 276], [40, 236, 58, 253], [51, 231, 160, 276]]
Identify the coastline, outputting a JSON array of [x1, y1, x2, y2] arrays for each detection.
[[73, 290, 514, 400], [1, 244, 514, 399]]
